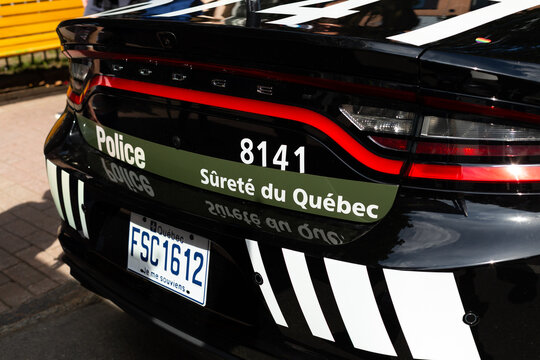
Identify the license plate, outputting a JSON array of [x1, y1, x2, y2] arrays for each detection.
[[127, 213, 210, 306]]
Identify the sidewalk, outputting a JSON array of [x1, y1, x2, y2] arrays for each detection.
[[0, 93, 96, 331]]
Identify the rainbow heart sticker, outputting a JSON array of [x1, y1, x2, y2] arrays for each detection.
[[475, 37, 492, 44]]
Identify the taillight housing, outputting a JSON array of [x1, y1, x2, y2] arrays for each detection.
[[68, 59, 92, 92], [339, 102, 540, 192]]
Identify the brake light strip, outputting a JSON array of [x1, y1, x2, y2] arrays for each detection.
[[69, 75, 405, 175]]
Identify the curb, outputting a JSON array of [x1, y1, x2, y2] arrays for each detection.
[[0, 85, 67, 106]]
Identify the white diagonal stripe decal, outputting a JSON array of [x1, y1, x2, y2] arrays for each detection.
[[384, 269, 480, 360], [325, 258, 396, 356], [259, 0, 379, 26], [155, 0, 241, 17], [61, 170, 76, 229], [282, 248, 334, 341], [245, 239, 288, 327], [78, 180, 89, 238], [95, 0, 173, 17], [387, 0, 540, 46], [46, 160, 64, 220]]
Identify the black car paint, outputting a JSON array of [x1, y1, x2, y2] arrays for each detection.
[[48, 116, 540, 359], [47, 1, 540, 359]]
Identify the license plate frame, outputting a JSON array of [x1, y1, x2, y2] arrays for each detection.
[[127, 213, 210, 306]]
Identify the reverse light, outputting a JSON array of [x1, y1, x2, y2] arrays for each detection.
[[339, 104, 415, 135]]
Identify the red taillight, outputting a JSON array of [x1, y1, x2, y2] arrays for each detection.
[[414, 142, 540, 157], [370, 136, 409, 151]]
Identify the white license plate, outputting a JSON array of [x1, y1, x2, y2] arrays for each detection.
[[127, 213, 210, 306]]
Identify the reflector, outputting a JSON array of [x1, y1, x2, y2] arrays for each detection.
[[408, 163, 540, 182], [415, 142, 540, 157]]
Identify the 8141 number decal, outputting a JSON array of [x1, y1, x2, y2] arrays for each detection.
[[240, 138, 305, 173]]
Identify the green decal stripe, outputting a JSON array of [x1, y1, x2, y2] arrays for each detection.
[[78, 115, 398, 223]]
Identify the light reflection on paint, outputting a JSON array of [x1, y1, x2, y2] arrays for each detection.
[[509, 216, 529, 224], [506, 164, 524, 180]]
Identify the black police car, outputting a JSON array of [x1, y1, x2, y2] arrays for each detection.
[[45, 0, 540, 358]]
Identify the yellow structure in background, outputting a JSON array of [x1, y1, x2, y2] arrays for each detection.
[[0, 0, 83, 58]]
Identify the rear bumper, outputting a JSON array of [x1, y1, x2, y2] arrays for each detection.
[[57, 211, 540, 360], [61, 243, 239, 360], [46, 107, 540, 360]]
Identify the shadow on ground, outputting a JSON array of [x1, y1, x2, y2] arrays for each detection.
[[0, 190, 65, 286], [0, 190, 98, 334], [0, 192, 215, 360]]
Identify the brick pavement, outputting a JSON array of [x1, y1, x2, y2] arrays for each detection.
[[0, 93, 72, 314]]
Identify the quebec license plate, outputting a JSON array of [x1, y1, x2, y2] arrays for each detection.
[[127, 213, 210, 306]]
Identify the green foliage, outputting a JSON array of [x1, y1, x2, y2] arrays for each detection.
[[1, 50, 69, 75]]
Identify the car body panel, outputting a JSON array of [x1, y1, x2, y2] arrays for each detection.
[[47, 1, 540, 358]]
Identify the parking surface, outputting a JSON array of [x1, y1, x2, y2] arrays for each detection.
[[0, 93, 73, 315], [0, 300, 209, 360]]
